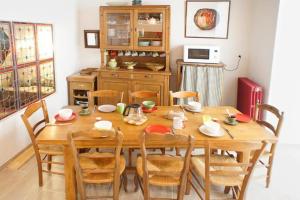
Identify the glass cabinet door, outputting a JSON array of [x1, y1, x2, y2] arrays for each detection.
[[103, 11, 133, 49], [134, 9, 165, 51]]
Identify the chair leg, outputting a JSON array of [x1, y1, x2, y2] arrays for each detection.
[[266, 156, 275, 188], [185, 172, 192, 195], [37, 160, 43, 187], [160, 148, 166, 155], [134, 174, 139, 192], [128, 148, 133, 167], [175, 148, 181, 156], [47, 155, 52, 171], [123, 172, 128, 192]]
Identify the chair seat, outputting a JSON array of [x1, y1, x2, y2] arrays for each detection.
[[191, 155, 244, 186], [136, 155, 183, 186], [80, 152, 126, 184], [38, 144, 64, 155]]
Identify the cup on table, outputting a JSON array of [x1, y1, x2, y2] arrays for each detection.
[[80, 102, 89, 114], [173, 116, 184, 130], [117, 103, 126, 114], [227, 115, 237, 124]]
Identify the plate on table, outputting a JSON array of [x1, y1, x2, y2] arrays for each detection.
[[184, 105, 202, 113], [98, 105, 116, 113], [199, 125, 225, 137], [145, 125, 172, 135], [142, 106, 158, 113], [55, 112, 76, 122], [236, 113, 251, 123]]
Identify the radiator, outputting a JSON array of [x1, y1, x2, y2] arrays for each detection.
[[237, 77, 263, 119]]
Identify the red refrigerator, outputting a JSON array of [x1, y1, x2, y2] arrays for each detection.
[[237, 77, 263, 119]]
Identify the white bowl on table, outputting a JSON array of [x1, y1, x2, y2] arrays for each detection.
[[94, 121, 112, 131], [204, 121, 220, 135], [58, 109, 73, 120]]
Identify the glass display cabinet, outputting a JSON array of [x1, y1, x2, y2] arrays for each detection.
[[99, 6, 171, 105]]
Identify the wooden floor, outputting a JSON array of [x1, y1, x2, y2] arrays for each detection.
[[0, 144, 299, 200]]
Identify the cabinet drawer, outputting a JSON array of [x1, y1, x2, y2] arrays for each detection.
[[70, 82, 93, 90], [100, 72, 130, 79], [133, 73, 165, 81]]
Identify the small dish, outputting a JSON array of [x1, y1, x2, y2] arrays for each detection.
[[199, 125, 225, 137], [145, 125, 171, 135], [98, 105, 116, 113], [224, 119, 239, 126], [142, 106, 158, 113], [236, 113, 251, 123], [79, 110, 91, 116]]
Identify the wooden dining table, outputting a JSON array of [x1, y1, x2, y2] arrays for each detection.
[[36, 106, 277, 200]]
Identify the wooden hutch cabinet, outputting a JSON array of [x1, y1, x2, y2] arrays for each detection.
[[99, 5, 171, 105]]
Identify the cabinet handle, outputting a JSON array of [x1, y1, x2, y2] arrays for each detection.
[[144, 74, 152, 78], [111, 73, 119, 78]]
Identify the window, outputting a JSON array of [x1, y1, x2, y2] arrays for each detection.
[[0, 21, 55, 120]]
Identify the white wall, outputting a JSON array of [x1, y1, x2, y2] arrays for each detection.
[[248, 0, 280, 101], [78, 0, 252, 106], [0, 0, 80, 166], [268, 0, 300, 144]]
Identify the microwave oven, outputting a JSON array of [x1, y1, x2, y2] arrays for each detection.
[[183, 45, 220, 63]]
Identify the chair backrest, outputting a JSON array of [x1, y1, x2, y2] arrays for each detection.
[[139, 132, 194, 199], [169, 91, 200, 106], [255, 104, 284, 137], [88, 90, 124, 106], [203, 141, 267, 200], [68, 128, 123, 200], [21, 100, 49, 143], [129, 90, 161, 106]]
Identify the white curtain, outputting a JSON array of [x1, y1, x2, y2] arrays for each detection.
[[179, 66, 223, 106]]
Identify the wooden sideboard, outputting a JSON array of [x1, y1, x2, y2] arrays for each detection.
[[98, 68, 170, 105], [99, 5, 171, 105]]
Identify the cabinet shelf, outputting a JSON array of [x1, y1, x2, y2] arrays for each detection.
[[73, 95, 88, 99]]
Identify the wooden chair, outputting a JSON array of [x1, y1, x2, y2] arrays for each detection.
[[68, 128, 126, 200], [169, 91, 200, 106], [88, 90, 124, 106], [135, 132, 194, 200], [129, 90, 161, 105], [254, 104, 284, 188], [128, 90, 162, 167], [21, 100, 64, 186], [190, 141, 267, 200]]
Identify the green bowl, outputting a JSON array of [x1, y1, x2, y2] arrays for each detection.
[[142, 100, 155, 109]]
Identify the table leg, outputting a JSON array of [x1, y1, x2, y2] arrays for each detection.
[[64, 145, 76, 200]]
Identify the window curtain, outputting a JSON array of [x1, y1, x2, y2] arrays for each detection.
[[179, 66, 223, 106]]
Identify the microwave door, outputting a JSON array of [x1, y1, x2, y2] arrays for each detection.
[[188, 49, 210, 61]]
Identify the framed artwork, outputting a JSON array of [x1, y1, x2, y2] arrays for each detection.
[[84, 30, 100, 48], [0, 21, 14, 70], [0, 21, 55, 120], [185, 0, 231, 39], [13, 23, 36, 65]]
